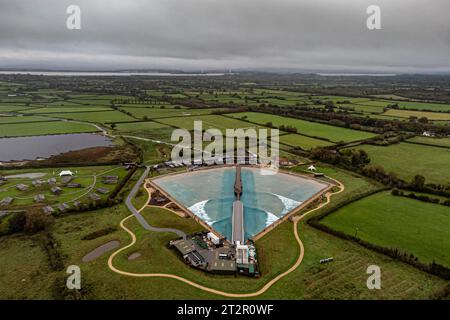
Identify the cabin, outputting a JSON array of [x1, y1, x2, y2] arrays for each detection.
[[16, 184, 29, 192], [61, 176, 74, 184], [32, 179, 45, 187], [0, 197, 14, 207], [66, 183, 82, 188], [34, 194, 45, 203], [102, 175, 118, 184], [89, 193, 101, 201], [43, 206, 55, 215], [96, 187, 109, 195], [51, 186, 63, 195], [58, 203, 70, 213]]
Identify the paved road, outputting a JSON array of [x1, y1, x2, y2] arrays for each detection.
[[125, 166, 186, 239]]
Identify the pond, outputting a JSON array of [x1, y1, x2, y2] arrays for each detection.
[[0, 133, 113, 162]]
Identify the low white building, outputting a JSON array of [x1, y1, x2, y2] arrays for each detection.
[[207, 232, 220, 245]]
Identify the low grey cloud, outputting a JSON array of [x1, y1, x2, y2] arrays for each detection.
[[0, 0, 449, 73]]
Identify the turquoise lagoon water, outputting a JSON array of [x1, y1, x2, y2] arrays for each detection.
[[153, 167, 327, 241]]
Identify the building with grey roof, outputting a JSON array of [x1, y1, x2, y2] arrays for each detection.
[[51, 186, 62, 195], [34, 194, 45, 203], [0, 197, 14, 207], [16, 184, 29, 192]]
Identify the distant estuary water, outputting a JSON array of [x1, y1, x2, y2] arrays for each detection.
[[0, 133, 113, 162], [153, 167, 327, 241]]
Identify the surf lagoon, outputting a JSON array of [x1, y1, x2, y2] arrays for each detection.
[[153, 167, 328, 241]]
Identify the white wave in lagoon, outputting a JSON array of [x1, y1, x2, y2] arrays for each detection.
[[272, 193, 302, 216], [265, 211, 280, 227], [188, 200, 215, 225]]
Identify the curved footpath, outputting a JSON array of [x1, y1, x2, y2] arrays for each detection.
[[125, 166, 186, 238], [108, 169, 344, 298]]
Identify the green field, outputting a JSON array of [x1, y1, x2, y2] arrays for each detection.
[[157, 114, 261, 131], [122, 107, 228, 119], [356, 143, 450, 184], [407, 136, 450, 148], [0, 116, 57, 124], [354, 100, 450, 112], [115, 121, 175, 141], [21, 106, 112, 114], [0, 121, 98, 137], [227, 112, 377, 142], [41, 111, 136, 123], [382, 109, 450, 121], [321, 191, 450, 267], [280, 133, 335, 150]]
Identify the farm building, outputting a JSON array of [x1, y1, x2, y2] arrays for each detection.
[[0, 197, 14, 207]]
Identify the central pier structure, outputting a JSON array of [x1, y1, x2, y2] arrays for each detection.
[[232, 165, 244, 244]]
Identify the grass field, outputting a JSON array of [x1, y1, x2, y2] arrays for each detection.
[[355, 143, 450, 184], [321, 191, 450, 267], [227, 112, 377, 142], [0, 116, 57, 124], [41, 111, 136, 123], [353, 100, 450, 112], [382, 109, 450, 121], [0, 121, 98, 137], [115, 121, 175, 142], [122, 107, 228, 119], [407, 136, 450, 148], [21, 106, 112, 114], [280, 133, 335, 150], [157, 114, 261, 132]]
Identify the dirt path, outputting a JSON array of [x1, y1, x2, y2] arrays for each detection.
[[107, 174, 344, 298]]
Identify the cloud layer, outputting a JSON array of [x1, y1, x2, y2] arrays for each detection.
[[0, 0, 449, 73]]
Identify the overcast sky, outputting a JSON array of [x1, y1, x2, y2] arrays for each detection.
[[0, 0, 449, 73]]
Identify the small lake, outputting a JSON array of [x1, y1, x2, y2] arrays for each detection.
[[0, 133, 113, 162]]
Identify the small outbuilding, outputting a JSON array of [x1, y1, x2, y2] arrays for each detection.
[[43, 206, 55, 215], [16, 184, 29, 192], [34, 194, 45, 203], [51, 186, 63, 195], [0, 197, 14, 207]]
